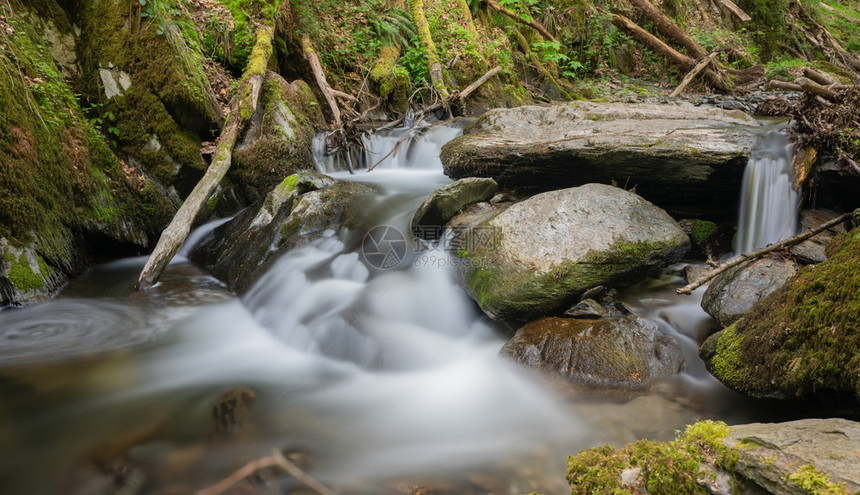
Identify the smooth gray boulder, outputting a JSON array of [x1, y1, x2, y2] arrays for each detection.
[[458, 183, 689, 320], [191, 172, 377, 293], [411, 177, 497, 236], [721, 418, 860, 495], [441, 102, 758, 218], [701, 255, 799, 327], [789, 209, 847, 265], [500, 315, 685, 390]]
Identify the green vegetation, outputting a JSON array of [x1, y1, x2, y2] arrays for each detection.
[[566, 421, 736, 494], [787, 464, 851, 495]]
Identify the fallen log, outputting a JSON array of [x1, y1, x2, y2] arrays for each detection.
[[629, 0, 707, 58], [803, 66, 836, 86], [676, 210, 857, 294], [485, 0, 557, 43], [797, 76, 839, 101], [670, 52, 718, 97], [136, 27, 273, 291], [716, 0, 752, 22], [302, 34, 342, 127], [768, 79, 803, 91]]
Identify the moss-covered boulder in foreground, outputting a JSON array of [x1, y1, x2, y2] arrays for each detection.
[[699, 226, 860, 401], [567, 418, 860, 495], [458, 183, 689, 320]]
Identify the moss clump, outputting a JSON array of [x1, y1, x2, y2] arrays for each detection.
[[5, 254, 46, 292], [566, 421, 735, 494], [691, 220, 718, 245], [702, 225, 860, 400], [787, 464, 851, 495]]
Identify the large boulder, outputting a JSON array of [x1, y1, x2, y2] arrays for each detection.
[[191, 173, 378, 293], [500, 315, 685, 390], [700, 226, 860, 401], [457, 183, 689, 320], [566, 418, 860, 495], [440, 102, 758, 219], [411, 177, 498, 236], [701, 256, 799, 327]]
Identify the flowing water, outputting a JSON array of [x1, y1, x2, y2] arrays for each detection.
[[736, 129, 799, 254], [0, 122, 797, 494]]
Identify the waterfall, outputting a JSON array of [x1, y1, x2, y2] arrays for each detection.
[[736, 130, 799, 254]]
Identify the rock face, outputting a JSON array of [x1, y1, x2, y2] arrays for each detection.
[[723, 418, 860, 495], [191, 173, 378, 293], [458, 183, 689, 320], [501, 315, 685, 390], [440, 102, 758, 218], [411, 178, 498, 236], [789, 209, 847, 265], [701, 256, 799, 327], [700, 226, 860, 401]]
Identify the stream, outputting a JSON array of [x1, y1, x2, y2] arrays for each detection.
[[0, 120, 801, 494]]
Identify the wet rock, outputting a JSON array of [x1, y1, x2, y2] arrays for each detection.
[[441, 102, 758, 218], [501, 315, 685, 390], [721, 418, 860, 495], [411, 177, 498, 237], [564, 299, 606, 319], [789, 209, 848, 264], [678, 218, 734, 260], [457, 183, 689, 320], [191, 172, 378, 293], [700, 226, 860, 401], [684, 264, 709, 284], [701, 255, 799, 327]]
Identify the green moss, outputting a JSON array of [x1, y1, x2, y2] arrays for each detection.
[[5, 254, 46, 292], [566, 421, 734, 495], [709, 323, 747, 391], [787, 464, 851, 495], [691, 220, 718, 245]]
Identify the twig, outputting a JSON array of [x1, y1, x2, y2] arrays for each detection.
[[195, 456, 279, 495], [367, 129, 413, 172], [270, 448, 337, 495], [676, 210, 857, 294]]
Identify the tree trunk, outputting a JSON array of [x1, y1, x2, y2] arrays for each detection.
[[456, 0, 479, 37], [670, 52, 718, 97], [629, 0, 708, 58], [485, 0, 558, 43], [301, 34, 343, 126], [512, 26, 572, 99], [796, 76, 839, 101], [803, 67, 836, 86], [137, 28, 273, 290], [410, 0, 450, 98], [716, 0, 752, 22]]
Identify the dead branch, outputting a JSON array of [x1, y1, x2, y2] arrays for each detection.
[[195, 449, 337, 495], [768, 79, 803, 91], [136, 27, 273, 290], [797, 76, 839, 101], [676, 210, 856, 294], [671, 52, 718, 97], [803, 66, 836, 86], [629, 0, 707, 58], [485, 0, 558, 43], [270, 448, 337, 495], [302, 33, 342, 127]]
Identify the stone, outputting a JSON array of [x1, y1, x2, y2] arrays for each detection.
[[411, 177, 498, 237], [500, 315, 685, 390], [458, 183, 689, 320], [441, 102, 759, 218], [789, 209, 848, 265], [701, 255, 799, 327]]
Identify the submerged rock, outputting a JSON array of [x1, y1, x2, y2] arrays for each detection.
[[701, 255, 799, 327], [191, 172, 378, 293], [458, 183, 689, 320], [700, 226, 860, 401], [440, 102, 758, 218], [411, 177, 498, 237], [500, 315, 685, 390]]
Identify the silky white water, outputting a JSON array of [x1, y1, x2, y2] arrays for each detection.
[[0, 121, 787, 495], [736, 129, 799, 254]]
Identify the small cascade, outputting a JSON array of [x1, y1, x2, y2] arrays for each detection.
[[312, 121, 466, 173], [736, 130, 800, 254]]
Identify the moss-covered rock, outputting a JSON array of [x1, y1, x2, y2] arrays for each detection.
[[0, 0, 174, 305], [458, 183, 689, 320], [699, 226, 860, 401], [190, 172, 378, 293], [411, 177, 497, 236]]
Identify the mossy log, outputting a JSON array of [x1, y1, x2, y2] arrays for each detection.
[[629, 0, 708, 58], [410, 0, 450, 98], [485, 0, 557, 43], [511, 26, 572, 100], [456, 0, 479, 37], [136, 27, 274, 290]]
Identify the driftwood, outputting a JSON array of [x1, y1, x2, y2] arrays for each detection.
[[768, 79, 803, 91], [196, 448, 336, 495], [676, 210, 856, 294], [485, 0, 557, 43], [671, 52, 718, 97], [716, 0, 752, 22], [136, 27, 273, 291], [803, 66, 836, 86], [629, 0, 707, 58], [797, 76, 839, 101]]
